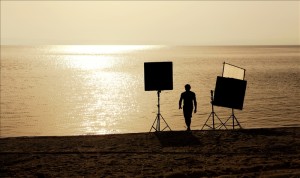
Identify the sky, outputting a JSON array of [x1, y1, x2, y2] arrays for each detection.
[[1, 1, 299, 45]]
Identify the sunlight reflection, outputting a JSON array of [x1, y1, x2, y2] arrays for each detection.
[[55, 44, 163, 71], [55, 45, 149, 135], [59, 45, 156, 55], [74, 68, 139, 135], [65, 55, 115, 70]]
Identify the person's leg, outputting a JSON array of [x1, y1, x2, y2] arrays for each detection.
[[183, 107, 193, 131], [185, 117, 191, 131]]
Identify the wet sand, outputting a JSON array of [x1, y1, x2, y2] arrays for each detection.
[[1, 127, 300, 177]]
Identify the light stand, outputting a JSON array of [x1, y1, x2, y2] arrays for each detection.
[[222, 108, 242, 129], [149, 90, 172, 132], [201, 90, 227, 130]]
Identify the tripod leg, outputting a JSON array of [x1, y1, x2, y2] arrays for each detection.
[[223, 115, 242, 129], [149, 115, 159, 132], [223, 115, 232, 127], [201, 113, 214, 130], [159, 114, 172, 131], [233, 115, 242, 129], [214, 113, 227, 130]]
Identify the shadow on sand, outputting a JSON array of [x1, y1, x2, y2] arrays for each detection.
[[154, 131, 201, 147]]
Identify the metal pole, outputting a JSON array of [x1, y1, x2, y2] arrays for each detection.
[[232, 108, 235, 129], [222, 62, 226, 77], [157, 90, 161, 131], [211, 90, 215, 129]]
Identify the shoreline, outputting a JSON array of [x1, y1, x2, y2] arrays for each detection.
[[1, 127, 300, 177], [1, 126, 299, 139]]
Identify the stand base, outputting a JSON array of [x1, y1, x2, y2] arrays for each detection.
[[201, 112, 227, 130], [150, 113, 172, 132], [222, 114, 242, 129]]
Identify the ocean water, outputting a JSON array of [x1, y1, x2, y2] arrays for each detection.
[[1, 45, 299, 137]]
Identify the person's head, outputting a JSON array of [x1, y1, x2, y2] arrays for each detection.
[[185, 84, 191, 91]]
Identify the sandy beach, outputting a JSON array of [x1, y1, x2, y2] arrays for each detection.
[[1, 127, 300, 177]]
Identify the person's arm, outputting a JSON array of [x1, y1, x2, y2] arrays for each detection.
[[179, 94, 183, 109], [194, 94, 197, 113]]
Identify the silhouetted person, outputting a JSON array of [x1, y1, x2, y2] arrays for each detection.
[[179, 84, 197, 131]]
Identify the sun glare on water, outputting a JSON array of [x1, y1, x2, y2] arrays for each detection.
[[60, 45, 155, 55], [55, 45, 159, 70], [52, 45, 157, 134]]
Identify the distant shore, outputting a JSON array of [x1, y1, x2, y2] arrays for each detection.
[[1, 127, 300, 177]]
